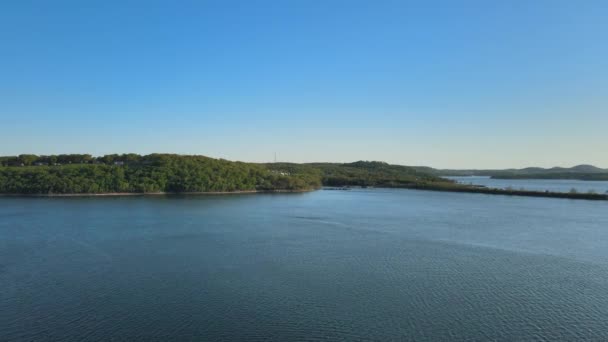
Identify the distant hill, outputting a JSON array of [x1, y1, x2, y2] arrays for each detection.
[[559, 164, 606, 173], [419, 164, 608, 180]]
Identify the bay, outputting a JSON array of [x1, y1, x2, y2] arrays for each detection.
[[2, 189, 608, 341]]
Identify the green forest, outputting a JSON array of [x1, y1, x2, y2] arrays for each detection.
[[0, 154, 322, 194], [1, 154, 607, 200], [266, 161, 448, 187], [0, 154, 452, 195]]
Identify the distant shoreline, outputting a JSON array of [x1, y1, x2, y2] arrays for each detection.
[[325, 184, 607, 201], [491, 175, 608, 181], [403, 184, 608, 201]]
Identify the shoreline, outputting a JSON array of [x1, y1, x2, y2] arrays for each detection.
[[403, 184, 608, 201], [0, 189, 315, 197], [1, 186, 606, 201], [491, 176, 608, 181]]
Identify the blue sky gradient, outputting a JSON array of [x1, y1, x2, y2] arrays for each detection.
[[1, 0, 606, 168]]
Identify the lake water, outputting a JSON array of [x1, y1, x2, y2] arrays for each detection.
[[2, 189, 608, 341], [446, 175, 608, 194]]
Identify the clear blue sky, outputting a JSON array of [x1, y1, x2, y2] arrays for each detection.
[[1, 0, 606, 168]]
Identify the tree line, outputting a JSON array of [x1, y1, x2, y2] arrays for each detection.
[[0, 154, 321, 194], [266, 161, 451, 187], [0, 154, 454, 195], [1, 153, 151, 167]]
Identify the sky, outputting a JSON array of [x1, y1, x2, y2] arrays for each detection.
[[1, 0, 606, 169]]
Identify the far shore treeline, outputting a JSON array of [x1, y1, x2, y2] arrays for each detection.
[[0, 154, 449, 194], [1, 154, 607, 200], [0, 154, 320, 194]]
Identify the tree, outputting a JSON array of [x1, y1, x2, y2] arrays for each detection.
[[18, 154, 38, 166]]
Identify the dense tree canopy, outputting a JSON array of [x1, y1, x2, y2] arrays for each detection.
[[2, 155, 606, 201], [266, 161, 450, 187], [0, 154, 321, 194], [0, 154, 452, 194]]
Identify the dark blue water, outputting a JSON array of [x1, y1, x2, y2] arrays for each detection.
[[2, 189, 608, 341]]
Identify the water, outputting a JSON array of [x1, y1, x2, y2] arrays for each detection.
[[2, 189, 608, 341], [446, 175, 608, 194]]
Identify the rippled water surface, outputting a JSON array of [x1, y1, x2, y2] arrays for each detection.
[[2, 189, 608, 341]]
